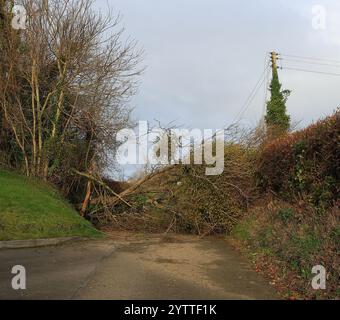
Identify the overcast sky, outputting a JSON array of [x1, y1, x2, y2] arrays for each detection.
[[95, 0, 340, 132]]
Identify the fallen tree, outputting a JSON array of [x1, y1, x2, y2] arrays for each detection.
[[89, 141, 257, 235]]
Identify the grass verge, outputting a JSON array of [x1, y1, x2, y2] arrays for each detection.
[[229, 199, 339, 299], [0, 170, 102, 241]]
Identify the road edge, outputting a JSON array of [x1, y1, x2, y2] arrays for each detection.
[[0, 237, 84, 249]]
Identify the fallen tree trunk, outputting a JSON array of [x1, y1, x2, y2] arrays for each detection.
[[72, 169, 132, 208], [91, 166, 175, 207]]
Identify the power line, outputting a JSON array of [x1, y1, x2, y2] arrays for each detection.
[[231, 63, 270, 124], [202, 59, 270, 145], [263, 55, 270, 117], [281, 66, 340, 77], [281, 58, 340, 69], [280, 53, 340, 65]]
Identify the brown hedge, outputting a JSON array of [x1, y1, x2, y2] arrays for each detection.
[[258, 111, 340, 205]]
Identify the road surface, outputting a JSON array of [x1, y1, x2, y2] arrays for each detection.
[[0, 233, 278, 300]]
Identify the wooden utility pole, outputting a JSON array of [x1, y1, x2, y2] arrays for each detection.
[[266, 51, 290, 135], [270, 51, 279, 74]]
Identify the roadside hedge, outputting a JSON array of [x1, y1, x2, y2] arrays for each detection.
[[258, 111, 340, 206]]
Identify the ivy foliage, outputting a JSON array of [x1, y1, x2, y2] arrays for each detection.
[[265, 68, 291, 135]]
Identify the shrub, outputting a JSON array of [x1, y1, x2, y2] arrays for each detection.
[[258, 111, 340, 207]]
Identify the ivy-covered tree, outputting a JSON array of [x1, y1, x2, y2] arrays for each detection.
[[265, 65, 291, 136]]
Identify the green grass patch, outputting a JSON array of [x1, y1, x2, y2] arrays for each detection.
[[232, 217, 254, 242], [290, 231, 322, 260], [277, 207, 295, 224], [0, 170, 102, 240]]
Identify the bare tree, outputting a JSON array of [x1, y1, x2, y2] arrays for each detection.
[[0, 0, 142, 194]]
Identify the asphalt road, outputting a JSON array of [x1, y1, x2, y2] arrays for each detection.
[[0, 234, 278, 300]]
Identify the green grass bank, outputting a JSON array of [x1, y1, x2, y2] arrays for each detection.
[[0, 170, 102, 241]]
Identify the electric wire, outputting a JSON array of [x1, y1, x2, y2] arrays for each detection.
[[281, 58, 340, 69], [281, 66, 340, 77], [280, 53, 340, 65]]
